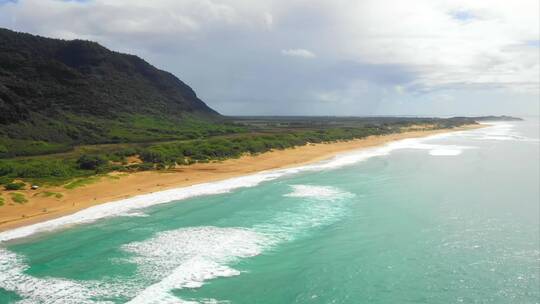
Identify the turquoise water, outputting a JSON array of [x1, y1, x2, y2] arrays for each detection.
[[0, 120, 538, 304]]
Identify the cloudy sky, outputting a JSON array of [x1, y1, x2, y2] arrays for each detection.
[[1, 0, 539, 116]]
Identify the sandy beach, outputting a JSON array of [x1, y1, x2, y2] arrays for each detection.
[[0, 125, 482, 232]]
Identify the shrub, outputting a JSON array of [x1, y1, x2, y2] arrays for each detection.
[[0, 161, 13, 176], [77, 154, 108, 170], [176, 157, 188, 166], [126, 162, 154, 171], [10, 192, 28, 204], [0, 176, 13, 185], [138, 162, 154, 171], [108, 165, 125, 171], [116, 148, 137, 157], [0, 144, 7, 155], [15, 160, 74, 178], [4, 182, 26, 191]]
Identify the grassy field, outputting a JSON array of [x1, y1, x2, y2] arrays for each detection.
[[37, 191, 64, 199], [63, 176, 103, 190], [10, 192, 27, 204]]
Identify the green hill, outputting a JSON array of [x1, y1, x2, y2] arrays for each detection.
[[0, 28, 237, 157], [0, 29, 521, 185]]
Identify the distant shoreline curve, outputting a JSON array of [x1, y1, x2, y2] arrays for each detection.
[[0, 124, 484, 237]]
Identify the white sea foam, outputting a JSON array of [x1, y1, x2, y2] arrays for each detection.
[[123, 184, 354, 303], [0, 248, 108, 304], [467, 122, 539, 143], [122, 211, 149, 217], [285, 185, 353, 200], [0, 227, 263, 303], [0, 125, 486, 243], [386, 139, 473, 157], [123, 227, 267, 304], [411, 122, 538, 144], [252, 184, 354, 244], [428, 149, 463, 156]]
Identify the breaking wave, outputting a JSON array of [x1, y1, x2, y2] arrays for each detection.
[[284, 185, 354, 200], [123, 227, 267, 304], [0, 126, 484, 243]]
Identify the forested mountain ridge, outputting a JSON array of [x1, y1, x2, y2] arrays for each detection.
[[0, 28, 231, 157]]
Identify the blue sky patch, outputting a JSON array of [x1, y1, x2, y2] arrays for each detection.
[[449, 10, 477, 22], [525, 40, 540, 47]]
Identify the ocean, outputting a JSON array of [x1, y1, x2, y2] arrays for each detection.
[[0, 120, 538, 304]]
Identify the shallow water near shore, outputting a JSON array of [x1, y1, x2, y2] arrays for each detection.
[[0, 120, 538, 304]]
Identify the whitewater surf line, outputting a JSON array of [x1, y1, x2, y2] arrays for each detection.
[[0, 125, 504, 243]]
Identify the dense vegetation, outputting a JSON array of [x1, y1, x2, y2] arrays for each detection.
[[0, 28, 236, 157], [0, 117, 477, 185], [138, 125, 394, 165]]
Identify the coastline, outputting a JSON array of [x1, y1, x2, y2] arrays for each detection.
[[0, 125, 483, 233]]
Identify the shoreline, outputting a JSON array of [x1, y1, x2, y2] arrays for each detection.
[[0, 125, 483, 233]]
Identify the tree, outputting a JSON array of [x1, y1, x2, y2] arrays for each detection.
[[0, 144, 7, 155], [4, 182, 25, 191], [76, 154, 108, 170]]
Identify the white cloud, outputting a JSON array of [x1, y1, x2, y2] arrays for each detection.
[[281, 48, 316, 58], [263, 12, 273, 29], [0, 0, 537, 115], [332, 0, 539, 93]]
